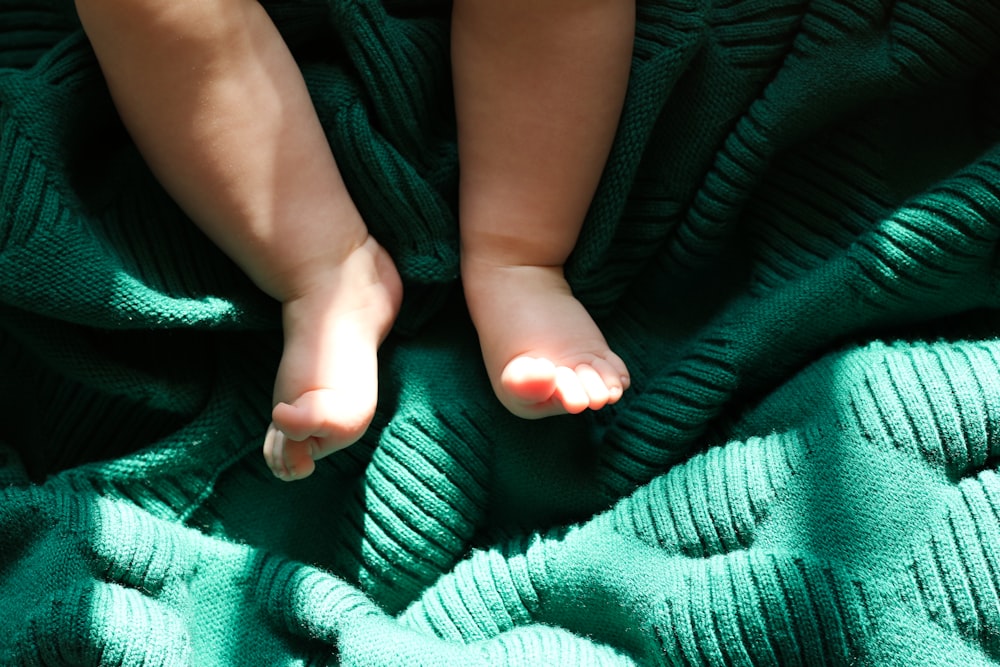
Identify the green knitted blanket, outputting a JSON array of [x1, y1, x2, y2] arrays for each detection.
[[3, 0, 1000, 664]]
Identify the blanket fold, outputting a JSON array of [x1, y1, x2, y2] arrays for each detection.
[[2, 0, 1000, 664]]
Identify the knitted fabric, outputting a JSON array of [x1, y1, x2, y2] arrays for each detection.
[[2, 0, 1000, 664]]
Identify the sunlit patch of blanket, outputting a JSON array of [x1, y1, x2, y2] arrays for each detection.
[[2, 0, 1000, 664]]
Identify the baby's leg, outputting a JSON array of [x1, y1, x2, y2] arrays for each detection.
[[76, 0, 402, 478], [452, 0, 634, 418]]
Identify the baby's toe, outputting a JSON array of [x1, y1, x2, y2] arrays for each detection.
[[575, 363, 611, 409], [500, 356, 559, 405], [263, 425, 316, 481], [281, 438, 317, 480], [272, 388, 374, 453], [590, 356, 627, 403], [263, 424, 285, 477], [553, 366, 591, 414]]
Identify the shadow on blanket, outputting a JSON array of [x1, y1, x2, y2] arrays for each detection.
[[2, 0, 1000, 664]]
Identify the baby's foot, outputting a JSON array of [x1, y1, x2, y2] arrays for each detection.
[[462, 258, 629, 419], [263, 235, 402, 480]]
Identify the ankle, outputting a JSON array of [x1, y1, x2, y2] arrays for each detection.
[[461, 251, 566, 286], [281, 238, 401, 338], [280, 234, 386, 302], [460, 224, 574, 273], [461, 261, 571, 331]]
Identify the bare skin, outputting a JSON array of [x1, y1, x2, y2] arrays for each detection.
[[454, 0, 634, 418], [75, 0, 402, 480], [76, 0, 633, 480]]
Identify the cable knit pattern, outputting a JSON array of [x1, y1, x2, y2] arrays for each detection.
[[2, 0, 1000, 664]]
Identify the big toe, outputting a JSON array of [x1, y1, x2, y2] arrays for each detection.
[[263, 424, 317, 481], [500, 356, 559, 404], [497, 356, 580, 418], [272, 387, 376, 454]]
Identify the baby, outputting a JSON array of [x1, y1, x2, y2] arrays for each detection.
[[75, 0, 635, 480]]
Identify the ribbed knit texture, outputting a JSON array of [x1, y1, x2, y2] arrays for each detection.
[[2, 0, 1000, 664]]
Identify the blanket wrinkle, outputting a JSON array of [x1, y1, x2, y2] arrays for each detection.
[[3, 0, 1000, 664]]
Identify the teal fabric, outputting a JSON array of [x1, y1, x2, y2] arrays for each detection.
[[2, 0, 1000, 664]]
